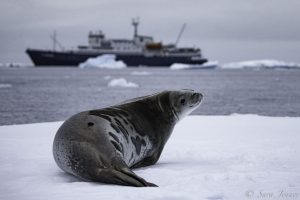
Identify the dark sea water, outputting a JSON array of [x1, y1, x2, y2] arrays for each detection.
[[0, 67, 300, 125]]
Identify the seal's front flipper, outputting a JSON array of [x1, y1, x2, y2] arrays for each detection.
[[90, 167, 158, 187], [119, 168, 158, 187]]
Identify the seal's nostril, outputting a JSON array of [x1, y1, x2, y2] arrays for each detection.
[[192, 93, 200, 99]]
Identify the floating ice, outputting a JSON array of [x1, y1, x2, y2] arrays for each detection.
[[107, 78, 138, 88], [222, 59, 300, 69], [130, 71, 152, 76], [0, 83, 12, 88], [0, 115, 299, 199], [79, 54, 127, 69], [170, 61, 218, 70]]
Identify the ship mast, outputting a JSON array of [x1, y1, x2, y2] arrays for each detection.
[[132, 17, 139, 37], [175, 23, 186, 47], [51, 30, 57, 51], [50, 30, 65, 51]]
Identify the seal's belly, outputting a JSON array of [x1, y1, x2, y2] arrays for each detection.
[[93, 111, 153, 167], [122, 132, 152, 167], [107, 122, 153, 167]]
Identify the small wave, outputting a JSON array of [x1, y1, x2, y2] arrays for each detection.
[[170, 61, 218, 70], [130, 71, 152, 76], [104, 75, 112, 80], [0, 84, 12, 88]]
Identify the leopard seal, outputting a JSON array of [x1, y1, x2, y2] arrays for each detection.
[[53, 90, 203, 187]]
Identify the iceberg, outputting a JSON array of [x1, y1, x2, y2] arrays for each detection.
[[79, 54, 127, 69], [222, 59, 300, 69], [170, 61, 218, 70]]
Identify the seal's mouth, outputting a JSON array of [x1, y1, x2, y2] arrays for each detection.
[[189, 92, 203, 107]]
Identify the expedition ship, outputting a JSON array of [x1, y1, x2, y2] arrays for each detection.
[[26, 19, 208, 67]]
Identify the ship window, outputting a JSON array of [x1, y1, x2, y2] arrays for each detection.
[[140, 37, 143, 42]]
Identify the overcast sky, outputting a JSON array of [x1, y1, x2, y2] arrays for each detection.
[[0, 0, 300, 64]]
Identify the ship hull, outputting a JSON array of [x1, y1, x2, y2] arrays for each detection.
[[26, 49, 207, 67]]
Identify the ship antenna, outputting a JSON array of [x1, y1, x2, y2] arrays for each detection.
[[132, 17, 139, 37], [175, 23, 186, 47], [50, 30, 65, 51], [51, 30, 57, 51]]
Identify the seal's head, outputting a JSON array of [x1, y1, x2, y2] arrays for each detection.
[[168, 89, 203, 121]]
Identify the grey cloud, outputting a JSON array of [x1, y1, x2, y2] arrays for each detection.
[[0, 0, 300, 63]]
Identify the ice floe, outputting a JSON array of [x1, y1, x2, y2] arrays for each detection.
[[107, 78, 139, 88]]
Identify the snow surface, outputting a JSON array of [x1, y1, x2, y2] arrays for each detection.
[[107, 78, 139, 88], [0, 115, 299, 200], [170, 61, 218, 70], [222, 59, 300, 69], [79, 55, 127, 69]]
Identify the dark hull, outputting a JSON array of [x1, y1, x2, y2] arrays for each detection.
[[26, 49, 207, 67]]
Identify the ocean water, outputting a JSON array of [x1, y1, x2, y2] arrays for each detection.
[[0, 67, 300, 125]]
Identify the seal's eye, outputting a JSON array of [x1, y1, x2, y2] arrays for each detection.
[[180, 98, 186, 105]]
